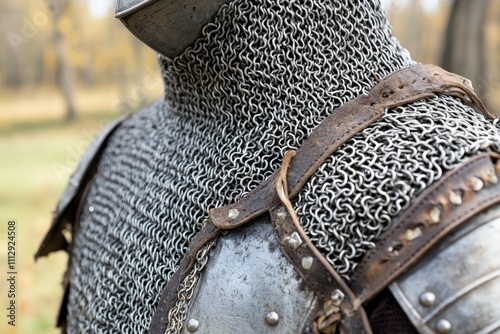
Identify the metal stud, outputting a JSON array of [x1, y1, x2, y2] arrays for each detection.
[[265, 311, 279, 326], [89, 206, 95, 212], [419, 292, 436, 307], [275, 208, 287, 223], [471, 177, 484, 192], [331, 289, 345, 306], [287, 232, 303, 250], [429, 206, 441, 224], [387, 242, 403, 256], [301, 256, 313, 270], [405, 226, 422, 241], [228, 209, 239, 219], [187, 318, 199, 332], [449, 190, 462, 206], [487, 170, 498, 184], [436, 319, 452, 334]]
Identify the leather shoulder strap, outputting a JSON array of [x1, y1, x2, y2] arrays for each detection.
[[209, 64, 495, 230], [350, 153, 500, 305]]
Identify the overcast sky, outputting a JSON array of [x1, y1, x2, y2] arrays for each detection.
[[88, 0, 114, 18]]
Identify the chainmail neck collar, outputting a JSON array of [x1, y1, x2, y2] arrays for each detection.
[[159, 0, 413, 123]]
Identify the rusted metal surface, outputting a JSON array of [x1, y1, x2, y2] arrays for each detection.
[[182, 216, 317, 334], [390, 204, 500, 334]]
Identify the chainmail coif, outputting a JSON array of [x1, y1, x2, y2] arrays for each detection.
[[66, 0, 500, 332]]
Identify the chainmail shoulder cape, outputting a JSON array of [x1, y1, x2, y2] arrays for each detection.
[[66, 0, 500, 332]]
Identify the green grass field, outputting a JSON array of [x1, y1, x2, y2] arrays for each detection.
[[0, 111, 125, 334]]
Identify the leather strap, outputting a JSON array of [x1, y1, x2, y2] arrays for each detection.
[[209, 64, 494, 230], [350, 153, 500, 305], [271, 151, 372, 334]]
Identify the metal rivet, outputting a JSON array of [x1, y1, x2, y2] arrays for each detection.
[[419, 292, 436, 307], [276, 208, 287, 222], [277, 208, 287, 217], [387, 242, 403, 256], [301, 256, 313, 270], [405, 226, 422, 241], [471, 177, 484, 192], [449, 190, 462, 206], [89, 206, 94, 212], [436, 319, 452, 334], [331, 289, 345, 306], [487, 171, 498, 184], [228, 209, 239, 219], [265, 311, 279, 326], [187, 318, 199, 332], [287, 232, 303, 250], [430, 206, 441, 224]]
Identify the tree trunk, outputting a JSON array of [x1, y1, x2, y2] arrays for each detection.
[[442, 0, 490, 102], [48, 1, 76, 121], [1, 3, 23, 88]]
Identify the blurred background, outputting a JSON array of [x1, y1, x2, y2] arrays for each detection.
[[0, 0, 499, 333]]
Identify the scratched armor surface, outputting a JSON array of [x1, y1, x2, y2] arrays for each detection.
[[66, 0, 500, 332]]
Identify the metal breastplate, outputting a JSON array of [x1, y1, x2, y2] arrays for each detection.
[[182, 216, 317, 333]]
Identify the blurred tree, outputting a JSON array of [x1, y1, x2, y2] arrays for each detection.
[[442, 0, 491, 102], [1, 1, 23, 88], [47, 0, 76, 121]]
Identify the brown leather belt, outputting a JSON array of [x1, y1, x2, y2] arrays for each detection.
[[150, 64, 500, 334]]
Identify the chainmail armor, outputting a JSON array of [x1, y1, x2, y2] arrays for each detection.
[[66, 0, 500, 332], [296, 98, 500, 279]]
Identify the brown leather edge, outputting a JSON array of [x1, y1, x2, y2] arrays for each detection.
[[270, 151, 372, 334], [35, 114, 131, 260], [271, 205, 372, 334], [149, 223, 221, 334], [350, 153, 500, 305], [209, 64, 496, 230]]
